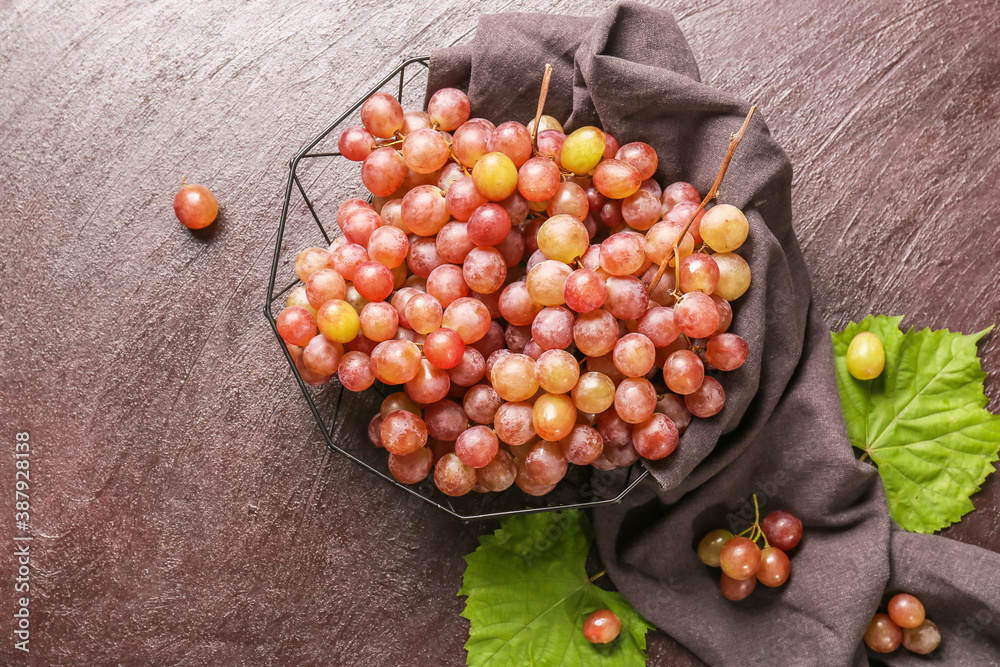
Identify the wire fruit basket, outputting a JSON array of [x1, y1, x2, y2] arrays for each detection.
[[263, 56, 649, 520]]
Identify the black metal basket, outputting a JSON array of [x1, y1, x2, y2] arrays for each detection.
[[263, 55, 650, 520]]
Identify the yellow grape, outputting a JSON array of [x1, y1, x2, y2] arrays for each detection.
[[560, 126, 605, 175], [700, 204, 749, 253], [847, 332, 885, 380], [712, 253, 752, 301], [472, 152, 518, 201], [536, 214, 590, 263], [316, 299, 360, 344]]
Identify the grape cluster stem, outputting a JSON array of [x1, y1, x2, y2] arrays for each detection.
[[530, 63, 554, 149], [736, 494, 771, 549], [648, 106, 758, 294]]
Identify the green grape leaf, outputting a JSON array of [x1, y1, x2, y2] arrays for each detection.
[[832, 315, 1000, 533], [460, 510, 653, 667]]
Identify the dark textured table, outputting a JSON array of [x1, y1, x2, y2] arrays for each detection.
[[2, 1, 998, 664]]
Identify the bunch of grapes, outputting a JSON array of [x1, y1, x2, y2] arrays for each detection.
[[864, 593, 940, 655], [697, 498, 802, 601], [275, 83, 753, 499]]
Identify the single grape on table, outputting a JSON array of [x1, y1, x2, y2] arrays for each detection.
[[273, 81, 755, 499]]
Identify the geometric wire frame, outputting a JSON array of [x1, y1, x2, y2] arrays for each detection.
[[264, 55, 650, 520]]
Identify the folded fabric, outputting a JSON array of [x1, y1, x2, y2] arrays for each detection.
[[428, 3, 1000, 664]]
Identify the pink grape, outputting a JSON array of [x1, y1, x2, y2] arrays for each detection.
[[423, 400, 468, 441], [678, 253, 720, 294], [706, 333, 749, 371], [401, 110, 432, 134], [535, 130, 566, 167], [631, 413, 679, 460], [685, 376, 725, 418], [720, 573, 756, 601], [305, 268, 347, 309], [359, 301, 399, 342], [637, 307, 679, 348], [404, 293, 444, 335], [494, 401, 536, 446], [582, 609, 622, 645], [424, 264, 467, 308], [463, 384, 503, 424], [573, 309, 619, 357], [342, 207, 382, 246], [388, 447, 433, 484], [496, 228, 526, 267], [719, 536, 761, 581], [656, 393, 692, 433], [546, 182, 589, 220], [664, 349, 704, 395], [339, 126, 375, 161], [366, 225, 409, 269], [491, 353, 539, 402], [452, 119, 494, 168], [621, 189, 661, 230], [674, 292, 720, 338], [353, 261, 394, 302], [424, 327, 465, 370], [614, 378, 657, 424], [644, 220, 695, 266], [756, 547, 790, 587], [902, 621, 940, 655], [301, 335, 343, 376], [360, 92, 404, 138], [361, 147, 406, 197], [559, 425, 604, 465], [330, 242, 368, 281], [661, 182, 700, 212], [477, 449, 517, 492], [405, 359, 451, 404], [406, 237, 444, 278], [602, 133, 620, 159], [712, 295, 733, 335], [563, 269, 607, 313], [664, 200, 705, 244], [277, 306, 317, 347], [864, 614, 903, 654], [401, 185, 449, 236], [427, 88, 470, 131], [615, 142, 658, 179], [593, 159, 642, 199], [600, 233, 646, 276], [613, 333, 656, 377], [498, 281, 543, 326], [402, 128, 449, 174], [524, 440, 568, 484], [471, 320, 506, 359], [517, 156, 561, 201], [505, 323, 532, 353], [295, 247, 333, 282], [338, 351, 375, 391], [434, 452, 476, 496], [448, 347, 486, 386], [468, 203, 512, 247], [455, 425, 499, 468], [604, 276, 648, 321], [531, 307, 575, 351], [442, 297, 492, 344], [380, 409, 427, 457], [445, 177, 488, 221], [371, 340, 422, 384], [526, 260, 572, 306], [760, 510, 803, 551], [488, 121, 532, 167]]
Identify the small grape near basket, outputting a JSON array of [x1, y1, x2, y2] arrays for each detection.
[[264, 56, 752, 521]]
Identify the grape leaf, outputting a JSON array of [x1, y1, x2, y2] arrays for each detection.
[[460, 510, 653, 667], [831, 315, 1000, 533]]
